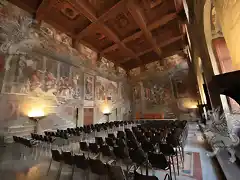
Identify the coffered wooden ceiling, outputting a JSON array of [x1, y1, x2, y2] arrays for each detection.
[[8, 0, 188, 70]]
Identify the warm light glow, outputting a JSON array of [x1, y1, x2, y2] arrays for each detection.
[[183, 99, 198, 109], [102, 106, 111, 114], [189, 104, 198, 109], [28, 108, 45, 117], [101, 97, 111, 114]]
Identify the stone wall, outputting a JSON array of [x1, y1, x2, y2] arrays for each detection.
[[0, 2, 131, 141]]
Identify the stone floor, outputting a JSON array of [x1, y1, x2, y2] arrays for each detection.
[[0, 122, 225, 180]]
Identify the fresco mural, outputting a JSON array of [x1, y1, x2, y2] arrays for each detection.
[[143, 81, 173, 106], [130, 67, 141, 77], [133, 83, 141, 104], [0, 2, 130, 136], [145, 61, 164, 72], [84, 74, 94, 101], [97, 57, 118, 77], [95, 76, 118, 102], [1, 54, 83, 103]]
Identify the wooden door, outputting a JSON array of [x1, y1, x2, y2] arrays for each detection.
[[84, 108, 94, 125]]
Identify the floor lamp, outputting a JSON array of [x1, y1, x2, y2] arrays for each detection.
[[104, 113, 112, 122], [28, 108, 45, 134]]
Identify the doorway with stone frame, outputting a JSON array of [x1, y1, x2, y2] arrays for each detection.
[[83, 107, 94, 125]]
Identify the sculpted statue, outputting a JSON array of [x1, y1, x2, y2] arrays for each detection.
[[204, 107, 239, 163]]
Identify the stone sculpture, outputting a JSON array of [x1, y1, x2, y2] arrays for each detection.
[[204, 107, 240, 163]]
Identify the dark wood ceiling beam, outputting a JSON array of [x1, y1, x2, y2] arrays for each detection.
[[72, 0, 139, 61], [101, 12, 177, 54], [101, 44, 119, 55], [98, 0, 127, 22], [75, 0, 126, 39], [122, 49, 183, 70], [78, 39, 100, 53], [127, 1, 162, 58], [100, 25, 139, 60], [7, 0, 36, 14], [148, 13, 177, 31], [36, 0, 57, 22], [120, 35, 183, 63], [70, 0, 97, 22]]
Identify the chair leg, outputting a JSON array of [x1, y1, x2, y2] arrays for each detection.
[[178, 146, 184, 168], [181, 145, 184, 162], [168, 157, 173, 180], [176, 150, 180, 175], [56, 162, 63, 180], [47, 158, 53, 175], [171, 156, 176, 180], [70, 165, 75, 180]]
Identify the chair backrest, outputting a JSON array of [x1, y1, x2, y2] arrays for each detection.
[[141, 140, 155, 153], [80, 141, 89, 151], [89, 143, 100, 154], [127, 140, 138, 150], [62, 151, 74, 165], [116, 138, 126, 147], [101, 145, 113, 157], [108, 133, 116, 139], [75, 154, 88, 170], [107, 165, 126, 180], [113, 146, 129, 159], [134, 171, 158, 180], [95, 137, 104, 146], [105, 137, 115, 147], [129, 148, 146, 165], [51, 149, 62, 162], [89, 158, 108, 175], [117, 131, 125, 139], [159, 144, 175, 156], [148, 152, 169, 170]]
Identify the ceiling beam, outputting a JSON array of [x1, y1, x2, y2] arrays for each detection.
[[127, 1, 162, 58], [36, 0, 57, 22], [7, 0, 36, 13], [120, 35, 183, 63], [70, 0, 97, 22], [75, 0, 126, 39], [101, 12, 177, 54], [122, 49, 183, 70], [98, 0, 127, 22], [72, 0, 139, 61]]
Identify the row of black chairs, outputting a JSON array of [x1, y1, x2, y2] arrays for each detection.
[[77, 132, 176, 180], [48, 147, 171, 180], [44, 120, 137, 138]]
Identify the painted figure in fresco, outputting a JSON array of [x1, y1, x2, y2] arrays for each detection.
[[85, 76, 93, 100], [45, 71, 57, 97], [72, 74, 81, 99], [58, 77, 73, 99], [133, 85, 140, 101], [29, 70, 45, 96], [20, 79, 30, 94]]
